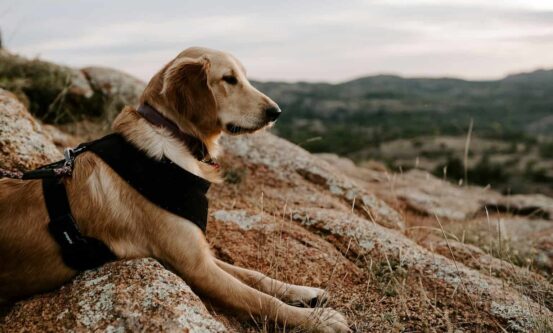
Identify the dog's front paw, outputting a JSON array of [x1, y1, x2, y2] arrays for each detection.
[[284, 286, 328, 308], [310, 308, 350, 333]]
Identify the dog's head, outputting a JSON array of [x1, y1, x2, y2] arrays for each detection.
[[141, 47, 280, 139]]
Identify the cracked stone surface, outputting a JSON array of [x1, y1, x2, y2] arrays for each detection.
[[0, 88, 61, 171], [0, 259, 227, 333]]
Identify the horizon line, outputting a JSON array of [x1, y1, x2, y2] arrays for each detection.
[[3, 47, 551, 85]]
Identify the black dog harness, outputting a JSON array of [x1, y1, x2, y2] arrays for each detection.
[[1, 105, 213, 271]]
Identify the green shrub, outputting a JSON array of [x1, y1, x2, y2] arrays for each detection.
[[434, 155, 509, 187], [0, 52, 101, 123], [539, 142, 553, 159]]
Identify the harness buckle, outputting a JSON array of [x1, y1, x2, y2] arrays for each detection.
[[63, 148, 75, 169]]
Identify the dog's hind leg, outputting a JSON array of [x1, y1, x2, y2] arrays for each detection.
[[152, 218, 349, 333], [214, 259, 328, 308]]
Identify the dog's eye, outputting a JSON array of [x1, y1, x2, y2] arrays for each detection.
[[222, 75, 238, 85]]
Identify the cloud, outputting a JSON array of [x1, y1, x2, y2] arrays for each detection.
[[1, 0, 552, 82]]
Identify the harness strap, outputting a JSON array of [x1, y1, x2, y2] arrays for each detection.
[[0, 168, 23, 179], [43, 172, 116, 271], [4, 128, 211, 271], [23, 147, 86, 180], [0, 147, 86, 181]]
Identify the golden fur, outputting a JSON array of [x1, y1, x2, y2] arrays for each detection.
[[0, 47, 349, 332]]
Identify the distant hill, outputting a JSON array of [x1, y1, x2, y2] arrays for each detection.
[[253, 70, 553, 194], [254, 69, 553, 151]]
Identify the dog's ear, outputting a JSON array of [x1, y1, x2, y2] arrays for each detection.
[[161, 56, 218, 133]]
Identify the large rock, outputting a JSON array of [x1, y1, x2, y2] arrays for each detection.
[[320, 157, 553, 223], [0, 259, 228, 332], [421, 236, 553, 310], [493, 194, 553, 220], [316, 153, 389, 183], [82, 66, 146, 123], [0, 88, 61, 171], [392, 169, 500, 221], [319, 154, 490, 221], [289, 208, 552, 332], [214, 133, 553, 331], [388, 170, 553, 222], [435, 216, 553, 276], [222, 133, 405, 230]]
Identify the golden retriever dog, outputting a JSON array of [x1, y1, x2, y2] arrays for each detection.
[[0, 47, 349, 332]]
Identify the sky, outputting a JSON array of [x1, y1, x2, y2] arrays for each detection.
[[1, 0, 553, 82]]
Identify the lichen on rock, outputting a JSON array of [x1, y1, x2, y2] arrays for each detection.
[[0, 259, 228, 332], [0, 88, 61, 171]]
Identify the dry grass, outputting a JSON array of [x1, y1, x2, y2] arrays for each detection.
[[25, 115, 551, 332], [406, 209, 553, 331], [202, 150, 553, 332]]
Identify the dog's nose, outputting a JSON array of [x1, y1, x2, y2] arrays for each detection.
[[265, 106, 282, 122]]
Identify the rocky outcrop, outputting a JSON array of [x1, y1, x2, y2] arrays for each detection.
[[41, 124, 81, 150], [221, 133, 405, 230], [322, 154, 553, 272], [0, 88, 60, 171], [290, 208, 551, 332], [325, 161, 553, 224], [82, 66, 146, 123], [1, 259, 228, 332], [422, 236, 553, 310], [1, 58, 552, 332], [494, 194, 553, 219], [213, 134, 552, 332], [388, 169, 499, 221], [320, 156, 553, 223]]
